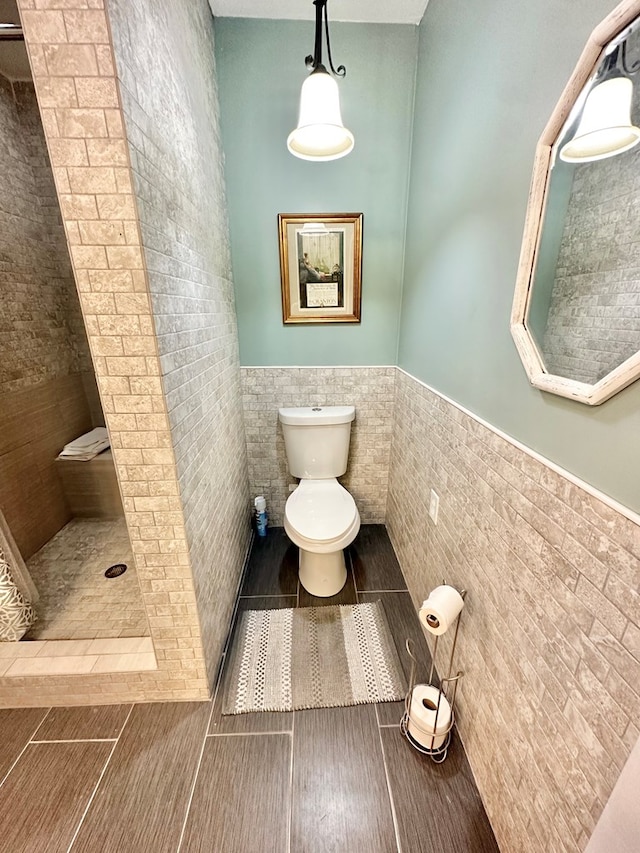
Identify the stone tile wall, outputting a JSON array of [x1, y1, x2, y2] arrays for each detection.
[[387, 368, 640, 853], [241, 367, 395, 527], [0, 72, 94, 558], [11, 0, 213, 705], [106, 0, 250, 688], [0, 74, 91, 395]]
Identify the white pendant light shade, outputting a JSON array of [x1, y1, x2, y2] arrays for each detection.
[[287, 68, 354, 161], [560, 76, 640, 163]]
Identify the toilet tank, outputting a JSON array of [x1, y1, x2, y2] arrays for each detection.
[[278, 406, 355, 479]]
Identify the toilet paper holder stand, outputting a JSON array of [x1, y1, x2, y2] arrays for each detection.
[[400, 586, 466, 763]]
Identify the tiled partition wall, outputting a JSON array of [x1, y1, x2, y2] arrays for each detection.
[[106, 0, 250, 689], [9, 0, 212, 705], [241, 367, 395, 526], [387, 369, 640, 853]]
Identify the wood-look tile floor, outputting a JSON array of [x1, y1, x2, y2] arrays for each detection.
[[0, 525, 499, 853]]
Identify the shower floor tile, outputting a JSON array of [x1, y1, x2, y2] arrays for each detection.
[[24, 518, 149, 640]]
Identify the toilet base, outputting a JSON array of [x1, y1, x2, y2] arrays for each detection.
[[298, 548, 347, 598]]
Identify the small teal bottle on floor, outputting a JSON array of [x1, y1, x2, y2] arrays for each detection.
[[254, 495, 268, 537]]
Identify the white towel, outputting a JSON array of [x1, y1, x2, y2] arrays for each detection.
[[58, 427, 110, 461]]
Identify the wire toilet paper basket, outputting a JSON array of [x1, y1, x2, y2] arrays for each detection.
[[400, 586, 466, 763]]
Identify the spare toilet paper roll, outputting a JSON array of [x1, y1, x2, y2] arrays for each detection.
[[407, 684, 451, 750], [418, 584, 464, 635]]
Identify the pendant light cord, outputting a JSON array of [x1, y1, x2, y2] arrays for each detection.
[[324, 8, 346, 77], [304, 0, 346, 78]]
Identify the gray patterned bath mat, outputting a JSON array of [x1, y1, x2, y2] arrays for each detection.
[[222, 601, 407, 715]]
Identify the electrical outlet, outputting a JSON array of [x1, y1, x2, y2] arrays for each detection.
[[429, 489, 439, 523]]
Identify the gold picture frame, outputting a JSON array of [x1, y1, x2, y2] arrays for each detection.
[[278, 213, 363, 324]]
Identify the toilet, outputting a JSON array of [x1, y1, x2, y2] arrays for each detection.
[[279, 405, 360, 597]]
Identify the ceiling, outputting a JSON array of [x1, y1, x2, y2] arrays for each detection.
[[207, 0, 429, 26]]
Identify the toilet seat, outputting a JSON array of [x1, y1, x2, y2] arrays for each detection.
[[284, 479, 359, 550]]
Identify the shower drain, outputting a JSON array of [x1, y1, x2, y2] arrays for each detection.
[[105, 563, 127, 579]]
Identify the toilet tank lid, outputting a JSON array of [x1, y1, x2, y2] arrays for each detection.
[[278, 405, 355, 425]]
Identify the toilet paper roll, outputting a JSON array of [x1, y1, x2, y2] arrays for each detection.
[[407, 684, 451, 750], [418, 584, 464, 635]]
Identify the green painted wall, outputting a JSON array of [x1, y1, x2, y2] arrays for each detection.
[[214, 19, 417, 366], [399, 0, 640, 514]]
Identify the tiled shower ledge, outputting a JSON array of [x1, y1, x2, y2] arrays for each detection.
[[0, 637, 157, 677]]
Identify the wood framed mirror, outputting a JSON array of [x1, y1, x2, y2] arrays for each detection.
[[511, 0, 640, 405]]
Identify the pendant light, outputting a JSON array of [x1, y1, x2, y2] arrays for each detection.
[[287, 0, 354, 162], [560, 42, 640, 163]]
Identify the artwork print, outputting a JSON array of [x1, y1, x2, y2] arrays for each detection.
[[278, 213, 362, 324], [297, 229, 344, 309]]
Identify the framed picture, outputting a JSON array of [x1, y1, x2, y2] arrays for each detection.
[[278, 213, 363, 324]]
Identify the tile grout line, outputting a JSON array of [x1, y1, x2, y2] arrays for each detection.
[[206, 729, 292, 738], [115, 704, 135, 739], [175, 691, 219, 852], [0, 709, 53, 790], [362, 589, 409, 594], [351, 550, 360, 603], [219, 533, 256, 661], [31, 738, 119, 744], [30, 706, 53, 741], [375, 704, 403, 853], [202, 629, 229, 738], [240, 594, 295, 599], [65, 739, 120, 853], [287, 712, 295, 853], [66, 703, 136, 853]]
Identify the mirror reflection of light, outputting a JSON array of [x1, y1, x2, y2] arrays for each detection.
[[560, 76, 640, 162]]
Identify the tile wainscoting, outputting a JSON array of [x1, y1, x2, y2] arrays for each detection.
[[241, 367, 396, 526], [387, 368, 640, 853]]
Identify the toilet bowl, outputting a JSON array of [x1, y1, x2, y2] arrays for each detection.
[[278, 404, 360, 597], [284, 478, 360, 597]]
